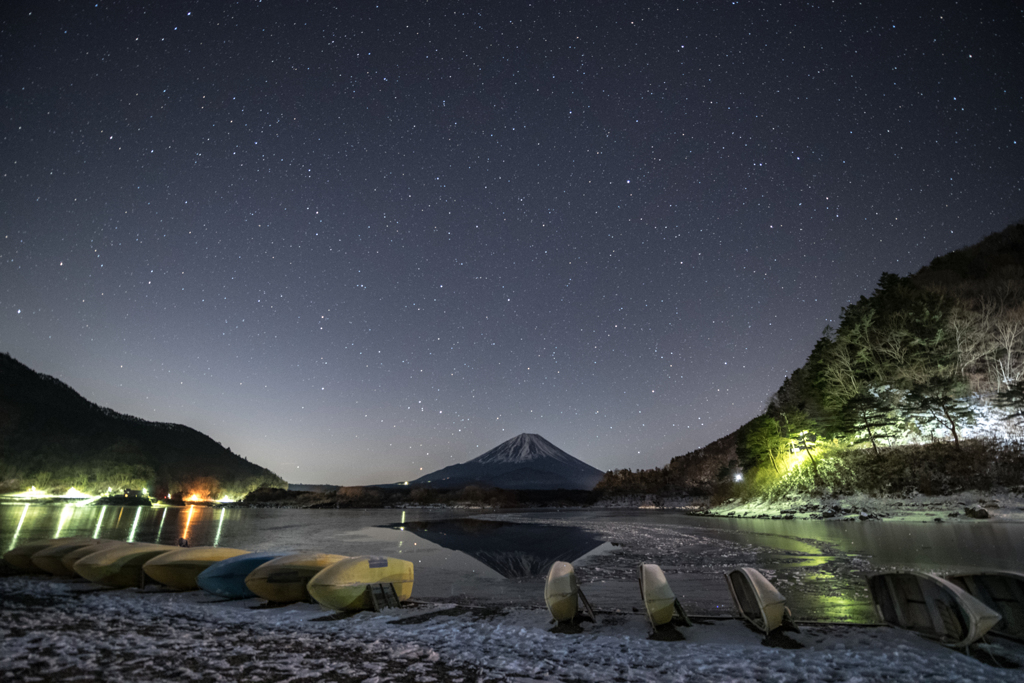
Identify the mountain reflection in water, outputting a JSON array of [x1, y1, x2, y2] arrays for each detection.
[[386, 518, 604, 578]]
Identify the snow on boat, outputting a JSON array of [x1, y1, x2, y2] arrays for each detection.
[[60, 540, 129, 574], [142, 547, 250, 590], [3, 537, 86, 574], [867, 571, 1001, 648], [725, 567, 794, 635], [307, 556, 413, 611], [31, 538, 119, 577], [74, 543, 176, 588], [196, 552, 282, 599], [946, 571, 1024, 641], [544, 561, 595, 623], [639, 563, 692, 629], [244, 552, 349, 604]]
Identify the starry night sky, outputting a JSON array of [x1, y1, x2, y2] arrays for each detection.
[[2, 1, 1022, 486]]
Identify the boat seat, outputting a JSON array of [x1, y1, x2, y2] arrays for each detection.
[[935, 599, 965, 642]]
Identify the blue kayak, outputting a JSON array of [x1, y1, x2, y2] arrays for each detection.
[[196, 553, 282, 598]]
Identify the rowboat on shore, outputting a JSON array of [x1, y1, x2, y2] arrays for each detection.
[[60, 540, 129, 574], [244, 552, 349, 604], [724, 567, 795, 635], [74, 542, 176, 588], [867, 571, 1001, 648], [3, 537, 86, 574], [544, 561, 595, 623], [31, 538, 117, 577], [196, 552, 281, 598], [307, 556, 413, 611], [639, 563, 692, 629], [946, 571, 1024, 641], [142, 547, 251, 590]]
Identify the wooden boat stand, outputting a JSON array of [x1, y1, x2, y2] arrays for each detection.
[[366, 583, 402, 611], [577, 586, 596, 623]]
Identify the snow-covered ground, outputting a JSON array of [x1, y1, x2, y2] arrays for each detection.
[[596, 489, 1024, 524], [2, 574, 1022, 683]]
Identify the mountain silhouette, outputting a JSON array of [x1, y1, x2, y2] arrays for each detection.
[[0, 352, 284, 497], [408, 433, 604, 490]]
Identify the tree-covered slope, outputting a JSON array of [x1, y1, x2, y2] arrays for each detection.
[[597, 222, 1024, 499], [0, 353, 285, 498]]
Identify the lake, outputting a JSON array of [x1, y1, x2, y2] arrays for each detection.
[[3, 503, 1021, 624]]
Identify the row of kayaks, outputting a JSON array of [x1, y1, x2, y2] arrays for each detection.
[[545, 560, 1024, 648], [5, 536, 1022, 648], [2, 537, 413, 612]]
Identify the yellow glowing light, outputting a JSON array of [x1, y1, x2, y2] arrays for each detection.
[[13, 487, 49, 499], [182, 503, 196, 540], [54, 504, 76, 537], [127, 506, 143, 543], [92, 506, 107, 539], [216, 495, 235, 503], [8, 504, 30, 551], [63, 487, 90, 499]]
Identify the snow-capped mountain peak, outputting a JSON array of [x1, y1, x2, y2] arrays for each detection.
[[473, 433, 576, 465], [408, 433, 605, 490]]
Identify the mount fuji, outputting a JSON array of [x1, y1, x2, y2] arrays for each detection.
[[407, 433, 605, 490]]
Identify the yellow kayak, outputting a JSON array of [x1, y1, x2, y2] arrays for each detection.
[[60, 540, 130, 574], [142, 547, 250, 590], [244, 552, 349, 604], [32, 539, 121, 577], [74, 543, 175, 588], [307, 556, 413, 611], [3, 537, 86, 574]]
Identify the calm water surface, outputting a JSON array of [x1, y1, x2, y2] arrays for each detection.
[[3, 503, 1021, 624]]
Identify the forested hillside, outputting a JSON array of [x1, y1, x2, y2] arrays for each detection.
[[598, 222, 1024, 500], [0, 353, 285, 499]]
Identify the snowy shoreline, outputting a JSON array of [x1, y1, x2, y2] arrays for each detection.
[[592, 489, 1024, 524], [2, 574, 1023, 683]]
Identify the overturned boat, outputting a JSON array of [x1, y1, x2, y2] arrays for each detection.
[[60, 540, 129, 575], [639, 563, 692, 629], [142, 546, 251, 590], [725, 567, 796, 635], [3, 537, 86, 574], [196, 552, 281, 599], [867, 572, 1001, 648], [946, 571, 1024, 641], [74, 542, 176, 588], [244, 552, 349, 604], [31, 538, 119, 577], [307, 556, 413, 611], [544, 561, 594, 623]]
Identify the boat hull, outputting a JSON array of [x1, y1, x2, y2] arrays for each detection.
[[3, 538, 86, 574], [307, 556, 413, 611], [244, 553, 349, 603], [196, 553, 281, 598], [31, 539, 119, 577], [544, 561, 579, 622], [639, 563, 677, 627], [142, 547, 250, 590], [725, 567, 787, 635], [947, 571, 1024, 640], [74, 543, 175, 588], [868, 571, 1001, 648], [60, 540, 130, 574]]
